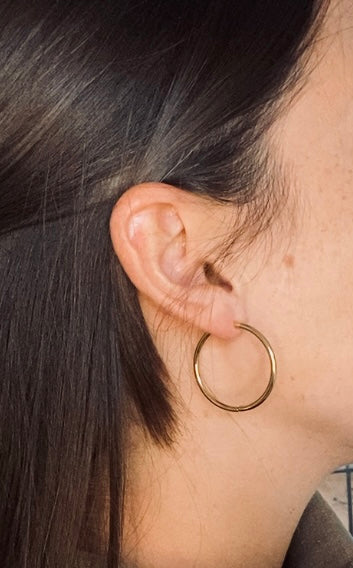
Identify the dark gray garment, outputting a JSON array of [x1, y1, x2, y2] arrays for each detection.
[[76, 492, 353, 567], [283, 492, 353, 568]]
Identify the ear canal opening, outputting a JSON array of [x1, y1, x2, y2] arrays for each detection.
[[202, 262, 233, 292]]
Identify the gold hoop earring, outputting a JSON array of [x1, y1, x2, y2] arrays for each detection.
[[193, 322, 277, 412]]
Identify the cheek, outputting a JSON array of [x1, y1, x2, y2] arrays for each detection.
[[275, 215, 353, 441], [255, 4, 353, 445], [243, 186, 353, 448]]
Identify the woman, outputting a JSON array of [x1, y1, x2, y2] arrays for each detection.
[[1, 0, 353, 566]]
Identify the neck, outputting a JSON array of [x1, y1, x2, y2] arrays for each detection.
[[122, 411, 337, 568]]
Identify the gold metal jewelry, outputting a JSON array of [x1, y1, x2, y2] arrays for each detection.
[[193, 322, 277, 412]]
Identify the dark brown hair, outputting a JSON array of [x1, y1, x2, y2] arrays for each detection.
[[0, 1, 328, 566]]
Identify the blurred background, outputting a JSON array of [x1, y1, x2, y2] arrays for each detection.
[[319, 465, 353, 532]]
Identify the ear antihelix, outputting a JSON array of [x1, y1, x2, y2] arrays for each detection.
[[158, 205, 184, 237], [159, 233, 190, 286]]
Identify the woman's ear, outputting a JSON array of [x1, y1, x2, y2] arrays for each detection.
[[109, 182, 245, 339]]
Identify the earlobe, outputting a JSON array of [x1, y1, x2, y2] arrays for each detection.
[[109, 182, 245, 340]]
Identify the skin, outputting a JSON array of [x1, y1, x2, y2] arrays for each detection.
[[109, 1, 353, 566]]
